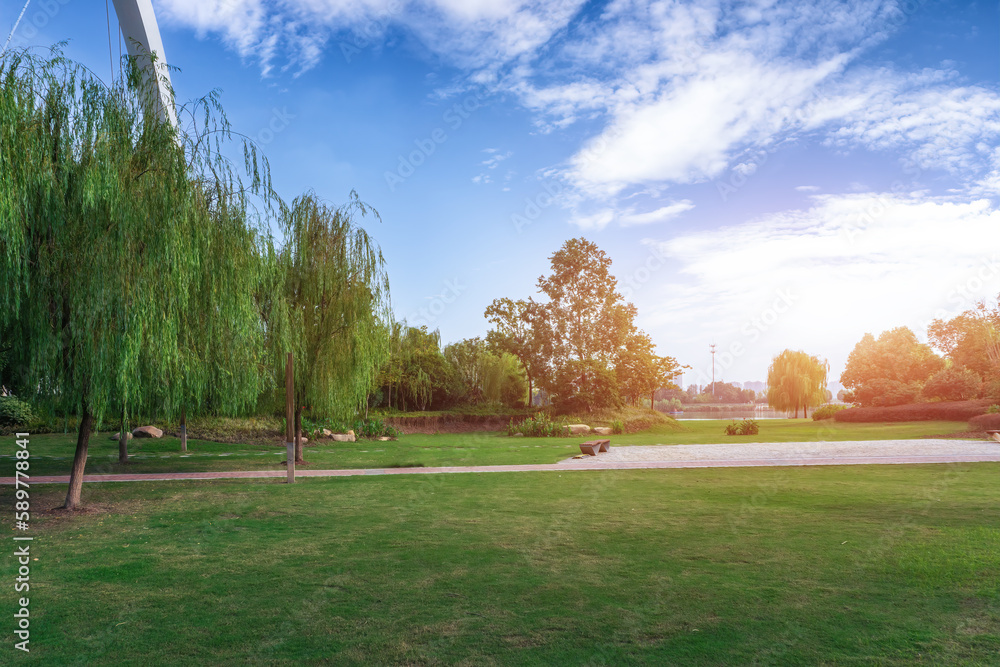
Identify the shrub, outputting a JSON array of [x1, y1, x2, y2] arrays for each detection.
[[507, 414, 567, 438], [0, 396, 34, 426], [308, 417, 401, 439], [834, 399, 992, 422], [922, 367, 982, 402], [724, 418, 759, 435], [352, 418, 401, 439], [988, 405, 1000, 414], [851, 379, 921, 407], [969, 413, 1000, 431], [811, 404, 849, 421], [610, 419, 624, 435]]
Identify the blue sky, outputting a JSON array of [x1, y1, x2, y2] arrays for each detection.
[[4, 0, 999, 390]]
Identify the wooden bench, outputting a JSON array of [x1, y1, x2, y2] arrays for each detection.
[[579, 439, 610, 456], [987, 430, 1000, 443]]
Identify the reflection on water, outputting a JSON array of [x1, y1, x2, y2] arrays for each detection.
[[668, 407, 797, 420]]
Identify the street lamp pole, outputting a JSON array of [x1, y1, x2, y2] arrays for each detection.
[[710, 343, 716, 398]]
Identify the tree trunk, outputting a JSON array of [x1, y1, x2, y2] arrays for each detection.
[[650, 392, 655, 411], [63, 406, 93, 509], [180, 406, 187, 452], [118, 428, 129, 464], [527, 376, 533, 408], [294, 405, 304, 463]]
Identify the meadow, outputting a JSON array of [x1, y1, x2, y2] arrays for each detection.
[[2, 461, 997, 665]]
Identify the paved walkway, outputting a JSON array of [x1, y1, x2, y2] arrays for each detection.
[[4, 439, 1000, 485]]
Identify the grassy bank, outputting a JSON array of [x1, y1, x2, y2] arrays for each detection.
[[2, 463, 998, 664]]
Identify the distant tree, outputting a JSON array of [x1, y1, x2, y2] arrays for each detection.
[[444, 338, 488, 403], [269, 192, 391, 463], [529, 238, 639, 410], [615, 332, 684, 409], [840, 328, 944, 407], [444, 337, 527, 408], [384, 326, 460, 411], [700, 382, 755, 404], [485, 298, 545, 408], [766, 350, 829, 418], [928, 297, 1000, 381]]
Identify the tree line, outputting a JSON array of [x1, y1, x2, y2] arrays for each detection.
[[840, 299, 1000, 406]]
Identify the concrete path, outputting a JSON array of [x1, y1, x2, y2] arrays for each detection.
[[3, 439, 1000, 485]]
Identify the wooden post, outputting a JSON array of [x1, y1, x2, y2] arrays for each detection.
[[286, 352, 295, 483], [180, 405, 187, 452]]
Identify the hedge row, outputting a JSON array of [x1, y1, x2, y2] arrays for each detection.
[[969, 413, 1000, 431], [833, 400, 993, 423]]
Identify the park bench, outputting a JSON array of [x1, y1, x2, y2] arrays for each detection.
[[987, 430, 1000, 443], [579, 439, 610, 456]]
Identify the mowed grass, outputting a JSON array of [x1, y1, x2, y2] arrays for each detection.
[[7, 419, 978, 477], [1, 463, 998, 665]]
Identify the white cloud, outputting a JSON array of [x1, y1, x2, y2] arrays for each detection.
[[568, 209, 615, 231], [619, 201, 694, 226], [502, 1, 1000, 210], [156, 0, 585, 73], [795, 185, 821, 192], [637, 192, 1000, 381]]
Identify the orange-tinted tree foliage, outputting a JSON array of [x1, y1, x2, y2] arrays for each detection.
[[840, 327, 944, 407]]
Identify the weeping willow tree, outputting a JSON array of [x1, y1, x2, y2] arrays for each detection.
[[0, 48, 276, 507], [269, 192, 391, 463], [766, 350, 829, 419]]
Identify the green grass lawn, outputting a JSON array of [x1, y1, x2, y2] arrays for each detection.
[[2, 463, 998, 664], [7, 419, 979, 477]]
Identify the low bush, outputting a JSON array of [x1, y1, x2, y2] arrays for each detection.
[[724, 419, 759, 436], [811, 404, 849, 421], [610, 419, 624, 434], [833, 400, 992, 423], [969, 413, 1000, 431], [310, 417, 402, 439], [987, 404, 1000, 414], [0, 395, 34, 427], [507, 414, 567, 438]]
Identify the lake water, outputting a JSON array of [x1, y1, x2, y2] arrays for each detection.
[[669, 407, 797, 420]]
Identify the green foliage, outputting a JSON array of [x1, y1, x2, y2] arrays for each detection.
[[351, 418, 401, 439], [698, 382, 757, 404], [444, 338, 527, 408], [0, 49, 280, 504], [850, 379, 921, 407], [655, 398, 683, 413], [921, 366, 982, 402], [767, 350, 829, 418], [841, 328, 945, 407], [507, 414, 567, 437], [551, 359, 622, 414], [485, 239, 684, 414], [724, 418, 759, 435], [376, 325, 464, 412], [610, 419, 624, 435], [811, 404, 848, 421], [986, 404, 1000, 414], [269, 192, 391, 421], [0, 395, 34, 426], [484, 298, 544, 407], [928, 300, 1000, 382], [307, 416, 401, 439]]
